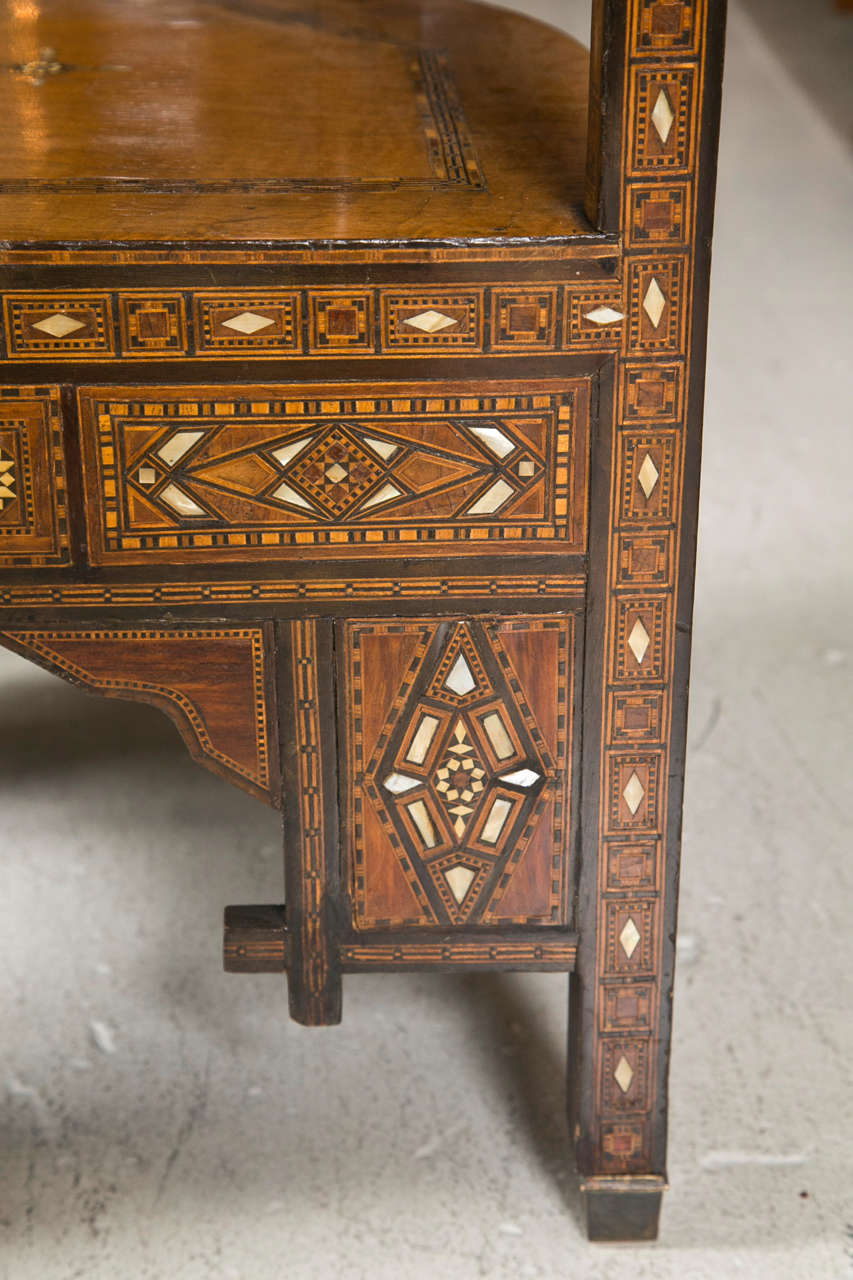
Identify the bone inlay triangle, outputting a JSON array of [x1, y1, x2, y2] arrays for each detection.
[[157, 430, 204, 466], [444, 654, 476, 696], [651, 88, 675, 145], [403, 310, 458, 333], [221, 311, 275, 334], [445, 865, 476, 904], [32, 313, 85, 338]]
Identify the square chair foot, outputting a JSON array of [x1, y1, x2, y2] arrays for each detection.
[[581, 1177, 666, 1242]]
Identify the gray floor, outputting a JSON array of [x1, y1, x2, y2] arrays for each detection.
[[2, 3, 852, 1277]]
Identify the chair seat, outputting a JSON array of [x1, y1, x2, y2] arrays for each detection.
[[1, 0, 593, 245]]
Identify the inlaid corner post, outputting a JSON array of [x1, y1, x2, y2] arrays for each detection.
[[571, 0, 727, 1241], [276, 618, 343, 1026]]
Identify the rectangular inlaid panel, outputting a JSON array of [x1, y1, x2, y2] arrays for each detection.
[[343, 615, 576, 930], [0, 386, 69, 567], [193, 292, 301, 354], [3, 293, 114, 359], [77, 379, 589, 565]]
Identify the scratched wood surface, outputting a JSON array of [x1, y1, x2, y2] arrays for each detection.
[[0, 0, 592, 244]]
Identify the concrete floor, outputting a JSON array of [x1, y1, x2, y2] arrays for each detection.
[[2, 3, 852, 1277]]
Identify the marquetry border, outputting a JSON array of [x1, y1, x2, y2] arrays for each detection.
[[579, 0, 714, 1183], [0, 283, 633, 360]]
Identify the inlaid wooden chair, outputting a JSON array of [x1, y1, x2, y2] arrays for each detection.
[[0, 0, 726, 1240]]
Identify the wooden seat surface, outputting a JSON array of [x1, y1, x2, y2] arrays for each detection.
[[0, 0, 594, 246]]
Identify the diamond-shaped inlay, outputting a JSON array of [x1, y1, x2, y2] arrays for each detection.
[[137, 466, 157, 487], [286, 427, 384, 516], [637, 453, 660, 500], [628, 618, 651, 665], [614, 1055, 635, 1094], [445, 865, 476, 904], [402, 309, 458, 334], [31, 312, 85, 338], [444, 654, 476, 696], [642, 277, 667, 329], [584, 306, 625, 326], [371, 621, 552, 923], [651, 88, 675, 145], [619, 917, 641, 960], [623, 771, 645, 816], [221, 311, 275, 335]]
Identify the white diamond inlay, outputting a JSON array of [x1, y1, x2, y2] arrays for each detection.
[[383, 773, 420, 795], [325, 462, 348, 483], [481, 797, 513, 845], [362, 482, 403, 510], [584, 306, 625, 326], [407, 799, 437, 849], [159, 484, 205, 517], [362, 436, 399, 461], [637, 453, 660, 500], [221, 311, 275, 335], [483, 712, 514, 760], [406, 714, 440, 765], [643, 277, 667, 329], [619, 917, 641, 959], [445, 865, 476, 904], [469, 426, 515, 458], [272, 481, 314, 510], [614, 1055, 635, 1094], [444, 654, 476, 696], [466, 479, 515, 516], [623, 771, 645, 816], [403, 309, 457, 333], [272, 437, 314, 467], [32, 313, 85, 338], [651, 88, 675, 145], [156, 430, 204, 467], [628, 618, 651, 665], [500, 768, 540, 788]]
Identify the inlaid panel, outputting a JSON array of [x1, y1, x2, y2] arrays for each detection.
[[0, 386, 69, 567], [78, 380, 589, 565], [344, 615, 576, 930], [3, 293, 114, 359]]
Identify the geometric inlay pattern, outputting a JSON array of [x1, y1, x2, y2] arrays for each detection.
[[346, 616, 574, 929], [78, 383, 586, 564], [0, 387, 70, 567], [0, 447, 16, 510]]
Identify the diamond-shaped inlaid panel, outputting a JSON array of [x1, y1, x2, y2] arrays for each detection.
[[3, 294, 114, 359], [0, 387, 70, 567], [565, 290, 627, 348], [629, 67, 697, 174], [612, 598, 669, 683], [605, 754, 663, 835], [193, 293, 301, 353], [603, 900, 657, 976], [382, 293, 483, 349], [618, 431, 681, 524], [626, 258, 688, 355], [345, 616, 576, 930], [602, 1040, 651, 1112], [78, 382, 588, 565]]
